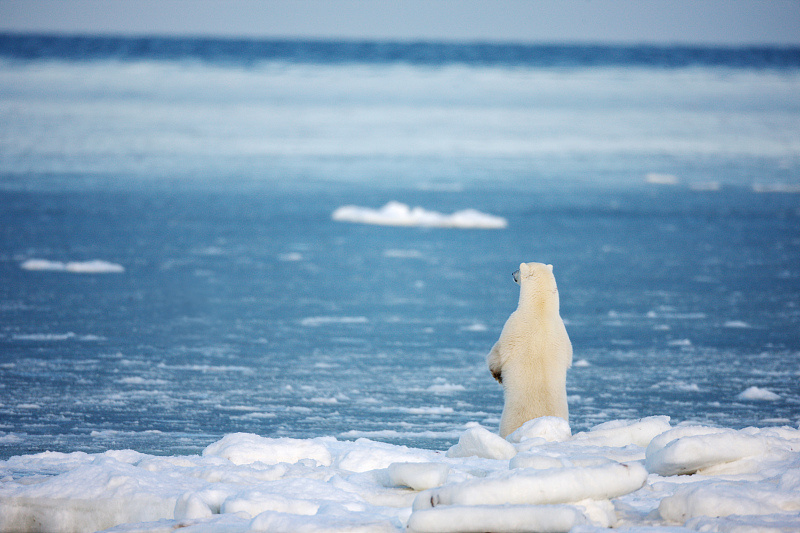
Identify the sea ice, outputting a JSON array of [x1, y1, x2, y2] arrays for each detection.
[[20, 259, 125, 273], [331, 201, 508, 229], [1, 417, 799, 533], [737, 385, 782, 401], [445, 425, 517, 460]]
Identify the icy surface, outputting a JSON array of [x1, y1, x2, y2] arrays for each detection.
[[332, 201, 508, 229], [1, 418, 799, 532], [20, 258, 125, 273]]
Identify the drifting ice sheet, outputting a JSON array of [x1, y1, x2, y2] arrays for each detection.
[[0, 417, 799, 533], [332, 201, 508, 229]]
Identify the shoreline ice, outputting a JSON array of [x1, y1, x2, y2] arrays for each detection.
[[332, 202, 508, 229], [1, 416, 798, 533]]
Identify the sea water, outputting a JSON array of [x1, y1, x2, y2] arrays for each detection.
[[0, 36, 798, 460]]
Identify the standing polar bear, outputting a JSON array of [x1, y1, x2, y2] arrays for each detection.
[[487, 262, 572, 437]]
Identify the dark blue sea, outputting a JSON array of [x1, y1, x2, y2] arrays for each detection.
[[1, 35, 798, 459]]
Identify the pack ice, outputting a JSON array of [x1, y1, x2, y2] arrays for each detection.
[[1, 416, 799, 532]]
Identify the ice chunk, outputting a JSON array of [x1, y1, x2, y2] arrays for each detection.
[[387, 462, 450, 491], [249, 510, 400, 533], [174, 492, 213, 520], [20, 259, 125, 273], [407, 504, 591, 533], [413, 462, 648, 509], [332, 202, 507, 229], [202, 433, 333, 467], [573, 416, 672, 448], [737, 386, 781, 401], [333, 438, 439, 472], [505, 416, 572, 444], [659, 478, 800, 523], [445, 426, 517, 460], [510, 453, 614, 470], [645, 427, 770, 476], [645, 172, 679, 185], [0, 454, 179, 533]]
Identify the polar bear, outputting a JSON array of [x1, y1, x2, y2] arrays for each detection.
[[487, 262, 572, 438]]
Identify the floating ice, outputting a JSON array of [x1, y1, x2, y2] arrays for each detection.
[[645, 172, 679, 185], [20, 259, 125, 273], [1, 418, 799, 533], [299, 316, 369, 327], [332, 202, 507, 229], [738, 386, 782, 401]]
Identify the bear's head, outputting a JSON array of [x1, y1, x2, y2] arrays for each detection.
[[513, 262, 560, 309]]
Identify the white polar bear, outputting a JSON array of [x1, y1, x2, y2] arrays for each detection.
[[487, 262, 572, 438]]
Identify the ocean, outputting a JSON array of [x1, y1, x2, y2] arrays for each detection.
[[0, 35, 798, 460]]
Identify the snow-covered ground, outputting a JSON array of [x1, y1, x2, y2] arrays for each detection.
[[1, 416, 798, 532]]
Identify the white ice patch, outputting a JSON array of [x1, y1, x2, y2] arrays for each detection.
[[20, 259, 125, 273], [332, 202, 507, 229], [425, 378, 466, 394], [299, 316, 369, 327], [202, 433, 333, 467], [505, 416, 572, 445], [2, 420, 799, 533], [386, 462, 451, 491], [12, 332, 104, 342], [737, 386, 781, 401], [413, 461, 647, 508], [446, 425, 517, 460]]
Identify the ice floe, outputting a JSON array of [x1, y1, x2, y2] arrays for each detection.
[[332, 201, 507, 229], [738, 386, 782, 401], [20, 259, 125, 273], [0, 416, 798, 532]]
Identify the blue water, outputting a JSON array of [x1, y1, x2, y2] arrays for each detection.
[[1, 36, 799, 459]]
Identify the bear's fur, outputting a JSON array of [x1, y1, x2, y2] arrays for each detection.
[[487, 262, 572, 437]]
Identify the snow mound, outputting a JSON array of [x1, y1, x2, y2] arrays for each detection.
[[387, 462, 450, 491], [445, 425, 516, 460], [573, 415, 672, 448], [645, 426, 775, 476], [332, 201, 507, 229], [202, 433, 333, 466], [21, 258, 125, 273], [2, 419, 800, 533], [407, 503, 595, 533], [505, 416, 572, 445], [414, 462, 647, 509]]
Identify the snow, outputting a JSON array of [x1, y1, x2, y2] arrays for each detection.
[[1, 418, 799, 533], [445, 425, 517, 460], [332, 202, 508, 229], [20, 259, 125, 273]]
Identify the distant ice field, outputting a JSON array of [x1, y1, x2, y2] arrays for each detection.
[[1, 57, 799, 190]]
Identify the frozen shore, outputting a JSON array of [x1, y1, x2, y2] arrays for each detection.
[[1, 416, 799, 532]]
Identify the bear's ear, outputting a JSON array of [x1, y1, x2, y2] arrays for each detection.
[[547, 264, 553, 273], [519, 263, 529, 276]]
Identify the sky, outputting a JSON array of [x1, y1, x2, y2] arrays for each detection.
[[0, 0, 799, 46]]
